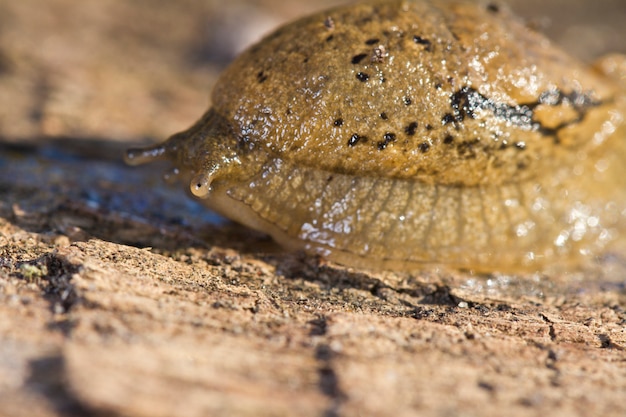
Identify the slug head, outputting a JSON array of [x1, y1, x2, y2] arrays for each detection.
[[125, 109, 259, 199]]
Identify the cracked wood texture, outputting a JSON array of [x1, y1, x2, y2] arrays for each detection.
[[1, 1, 625, 416]]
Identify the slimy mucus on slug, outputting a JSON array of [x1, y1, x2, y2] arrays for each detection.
[[126, 0, 626, 272]]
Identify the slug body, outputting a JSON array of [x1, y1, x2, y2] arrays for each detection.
[[127, 0, 626, 272]]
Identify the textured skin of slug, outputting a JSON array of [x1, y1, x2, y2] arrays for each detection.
[[126, 0, 626, 272]]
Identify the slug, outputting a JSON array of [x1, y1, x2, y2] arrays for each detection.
[[126, 0, 626, 272]]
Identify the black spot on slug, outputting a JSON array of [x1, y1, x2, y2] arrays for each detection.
[[446, 85, 600, 137], [425, 124, 433, 131], [348, 134, 365, 147], [257, 71, 268, 83], [487, 3, 500, 13], [356, 72, 370, 82], [380, 112, 388, 120], [365, 38, 380, 45], [377, 133, 396, 150], [418, 142, 431, 153], [326, 35, 334, 42], [404, 122, 418, 136], [442, 113, 455, 125], [351, 53, 368, 64], [403, 97, 412, 106], [451, 86, 534, 126], [443, 134, 454, 144], [413, 35, 432, 51], [450, 87, 481, 121], [334, 118, 344, 127]]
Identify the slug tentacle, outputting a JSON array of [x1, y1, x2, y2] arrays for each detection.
[[124, 144, 167, 166], [190, 166, 223, 198]]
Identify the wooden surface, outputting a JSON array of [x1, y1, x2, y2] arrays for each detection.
[[1, 1, 625, 416]]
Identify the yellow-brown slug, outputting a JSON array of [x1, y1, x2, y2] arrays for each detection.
[[126, 0, 626, 272]]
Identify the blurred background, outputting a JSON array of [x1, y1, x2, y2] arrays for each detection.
[[0, 0, 625, 145]]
